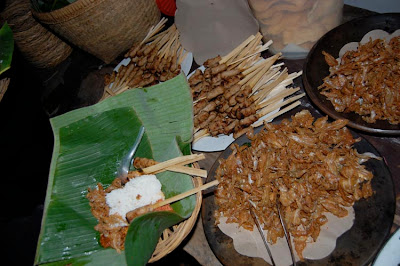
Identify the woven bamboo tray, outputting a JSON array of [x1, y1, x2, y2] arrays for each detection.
[[32, 0, 161, 64], [1, 0, 72, 68], [149, 175, 203, 262]]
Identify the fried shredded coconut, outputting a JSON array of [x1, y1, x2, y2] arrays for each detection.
[[87, 157, 173, 252], [319, 36, 400, 124], [214, 110, 380, 260]]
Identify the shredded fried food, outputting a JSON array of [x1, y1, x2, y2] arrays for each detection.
[[319, 36, 400, 124], [87, 179, 128, 253], [214, 110, 379, 260]]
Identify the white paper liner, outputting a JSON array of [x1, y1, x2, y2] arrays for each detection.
[[338, 29, 400, 59], [217, 206, 355, 266]]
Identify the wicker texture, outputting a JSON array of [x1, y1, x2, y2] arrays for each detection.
[[33, 0, 161, 63], [149, 175, 203, 262], [1, 0, 72, 69]]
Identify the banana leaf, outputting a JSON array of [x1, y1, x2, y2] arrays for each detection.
[[0, 22, 14, 75], [35, 74, 195, 265]]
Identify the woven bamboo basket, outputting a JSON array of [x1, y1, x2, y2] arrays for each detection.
[[1, 0, 72, 69], [150, 175, 203, 262], [32, 0, 161, 64]]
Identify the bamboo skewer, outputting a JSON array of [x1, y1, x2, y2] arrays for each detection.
[[228, 39, 273, 66], [141, 17, 168, 45], [257, 93, 305, 118], [258, 87, 300, 109], [254, 69, 289, 105], [161, 165, 207, 177], [220, 35, 256, 64], [140, 154, 206, 175], [152, 180, 219, 209], [126, 179, 219, 222], [251, 68, 281, 95], [193, 128, 210, 140], [252, 100, 302, 128], [127, 154, 207, 179], [228, 33, 262, 65]]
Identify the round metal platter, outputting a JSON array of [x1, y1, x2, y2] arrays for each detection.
[[201, 112, 395, 265], [303, 13, 400, 135]]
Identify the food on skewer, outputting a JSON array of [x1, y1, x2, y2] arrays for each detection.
[[214, 110, 381, 260], [191, 33, 304, 142], [87, 154, 205, 252], [102, 18, 189, 100], [319, 36, 400, 125]]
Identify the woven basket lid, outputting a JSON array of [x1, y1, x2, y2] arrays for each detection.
[[156, 0, 176, 16]]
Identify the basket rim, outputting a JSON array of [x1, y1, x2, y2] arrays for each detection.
[[31, 0, 108, 24], [149, 173, 203, 262]]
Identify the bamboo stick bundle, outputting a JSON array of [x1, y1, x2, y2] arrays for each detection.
[[102, 19, 189, 101], [190, 33, 304, 143]]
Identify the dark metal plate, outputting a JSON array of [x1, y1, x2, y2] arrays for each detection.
[[303, 13, 400, 135], [202, 112, 395, 265]]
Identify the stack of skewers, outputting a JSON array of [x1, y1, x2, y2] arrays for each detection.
[[191, 33, 304, 142], [102, 18, 189, 100], [102, 20, 304, 144]]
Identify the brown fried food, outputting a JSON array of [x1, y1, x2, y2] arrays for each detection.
[[319, 36, 400, 124], [214, 110, 379, 260], [87, 183, 128, 253]]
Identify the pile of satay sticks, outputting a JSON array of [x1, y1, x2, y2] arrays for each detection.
[[102, 18, 189, 100], [191, 32, 304, 142]]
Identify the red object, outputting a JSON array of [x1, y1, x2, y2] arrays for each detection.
[[156, 0, 176, 16]]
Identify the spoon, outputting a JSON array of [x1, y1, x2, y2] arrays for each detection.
[[117, 125, 145, 181], [248, 200, 276, 266], [276, 198, 297, 266]]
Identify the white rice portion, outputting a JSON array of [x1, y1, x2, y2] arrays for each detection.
[[105, 174, 165, 219]]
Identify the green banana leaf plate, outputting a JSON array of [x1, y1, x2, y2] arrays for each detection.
[[35, 74, 196, 265], [0, 22, 14, 75]]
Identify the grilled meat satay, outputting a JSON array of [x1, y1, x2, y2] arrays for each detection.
[[224, 84, 242, 99], [189, 69, 204, 87], [222, 76, 241, 88], [221, 69, 241, 79], [194, 99, 208, 115], [194, 111, 209, 128], [206, 85, 225, 100], [204, 55, 222, 68], [211, 63, 228, 75], [198, 111, 217, 130]]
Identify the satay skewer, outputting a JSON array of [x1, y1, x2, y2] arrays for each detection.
[[139, 153, 205, 175], [251, 68, 281, 95], [228, 33, 263, 65], [228, 39, 273, 66], [254, 69, 289, 105], [252, 100, 301, 128], [141, 17, 168, 45], [219, 35, 256, 64], [257, 87, 300, 109], [126, 179, 219, 222], [257, 93, 305, 117]]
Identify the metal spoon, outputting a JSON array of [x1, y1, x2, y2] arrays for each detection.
[[248, 200, 276, 266], [276, 199, 297, 266], [117, 125, 145, 181]]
